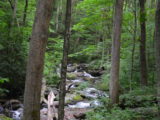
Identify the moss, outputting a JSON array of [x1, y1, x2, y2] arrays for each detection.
[[67, 73, 77, 80], [0, 115, 13, 120], [73, 94, 83, 101]]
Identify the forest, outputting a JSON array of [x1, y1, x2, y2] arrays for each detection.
[[0, 0, 160, 120]]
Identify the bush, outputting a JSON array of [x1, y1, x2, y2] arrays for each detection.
[[86, 106, 139, 120]]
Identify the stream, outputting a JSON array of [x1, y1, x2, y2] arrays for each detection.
[[0, 64, 107, 120]]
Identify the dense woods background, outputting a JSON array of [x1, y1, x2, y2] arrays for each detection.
[[0, 0, 159, 120]]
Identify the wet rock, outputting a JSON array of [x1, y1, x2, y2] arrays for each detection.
[[73, 95, 83, 102], [68, 102, 90, 108], [88, 68, 105, 77], [10, 108, 23, 120], [71, 79, 84, 83], [90, 100, 102, 107], [77, 64, 88, 72], [80, 88, 99, 99], [75, 72, 84, 77], [83, 76, 96, 81], [67, 73, 77, 80], [67, 66, 77, 72], [40, 108, 48, 115], [0, 105, 4, 114], [81, 71, 97, 81], [4, 100, 22, 111], [74, 113, 86, 119], [65, 93, 84, 104], [80, 88, 107, 99]]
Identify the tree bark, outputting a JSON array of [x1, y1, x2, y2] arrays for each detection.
[[23, 0, 29, 25], [155, 0, 160, 116], [11, 0, 18, 27], [58, 0, 72, 120], [130, 0, 137, 91], [23, 0, 54, 120], [139, 0, 148, 86], [109, 0, 124, 104]]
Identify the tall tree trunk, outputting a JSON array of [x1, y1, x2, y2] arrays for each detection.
[[109, 0, 124, 105], [23, 0, 54, 120], [23, 0, 29, 25], [11, 0, 18, 27], [9, 0, 19, 36], [155, 0, 160, 116], [139, 0, 148, 86], [55, 3, 60, 32], [130, 0, 137, 91], [58, 0, 72, 120]]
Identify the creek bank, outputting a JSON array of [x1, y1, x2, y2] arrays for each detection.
[[0, 63, 107, 120]]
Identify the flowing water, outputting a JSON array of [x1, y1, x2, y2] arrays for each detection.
[[3, 64, 107, 120]]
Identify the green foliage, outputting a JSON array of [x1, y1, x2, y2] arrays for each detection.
[[96, 73, 110, 91], [86, 106, 139, 120], [44, 36, 63, 85], [77, 82, 90, 90], [0, 77, 9, 97], [87, 102, 158, 120], [0, 115, 13, 120], [0, 77, 9, 84], [0, 0, 36, 97]]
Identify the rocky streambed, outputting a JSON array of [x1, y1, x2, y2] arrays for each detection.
[[0, 64, 107, 120]]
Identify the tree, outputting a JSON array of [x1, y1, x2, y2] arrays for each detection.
[[23, 0, 54, 120], [130, 0, 137, 90], [58, 0, 72, 120], [23, 0, 29, 25], [155, 0, 160, 115], [139, 0, 148, 86], [109, 0, 124, 104]]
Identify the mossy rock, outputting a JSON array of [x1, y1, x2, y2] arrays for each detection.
[[83, 77, 95, 81], [0, 115, 13, 120], [73, 94, 83, 101], [67, 73, 77, 80]]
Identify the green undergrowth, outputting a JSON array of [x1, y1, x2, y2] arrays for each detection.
[[0, 116, 13, 120], [86, 87, 159, 120]]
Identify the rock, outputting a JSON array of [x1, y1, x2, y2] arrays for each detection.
[[67, 66, 77, 72], [88, 68, 105, 77], [79, 88, 107, 99], [0, 115, 13, 120], [40, 108, 48, 115], [71, 79, 84, 83], [73, 95, 83, 101], [11, 108, 23, 120], [74, 113, 86, 119], [4, 100, 22, 110], [65, 93, 83, 104], [68, 102, 90, 108], [83, 76, 95, 81], [90, 100, 102, 107], [67, 73, 77, 80], [80, 88, 99, 99], [75, 72, 84, 77], [0, 105, 4, 114], [77, 64, 88, 72]]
